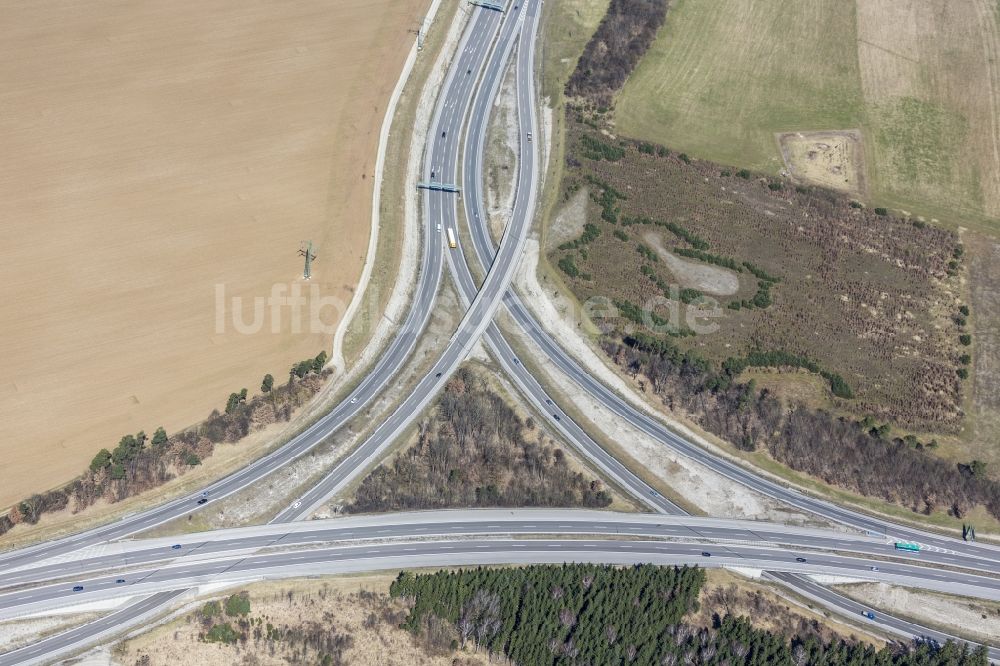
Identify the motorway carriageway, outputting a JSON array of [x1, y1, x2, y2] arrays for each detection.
[[3, 537, 1000, 624], [7, 510, 992, 590]]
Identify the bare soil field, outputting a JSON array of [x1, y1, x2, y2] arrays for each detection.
[[0, 0, 426, 507]]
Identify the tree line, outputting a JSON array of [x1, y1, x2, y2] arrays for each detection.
[[605, 335, 1000, 521], [0, 351, 331, 538], [347, 367, 613, 513], [565, 0, 669, 106], [391, 564, 987, 665]]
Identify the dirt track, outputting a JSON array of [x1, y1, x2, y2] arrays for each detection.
[[0, 0, 427, 507]]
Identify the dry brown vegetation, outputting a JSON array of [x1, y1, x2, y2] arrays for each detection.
[[553, 115, 968, 431], [348, 367, 614, 513], [117, 577, 489, 666], [565, 0, 668, 106], [605, 335, 1000, 520], [692, 575, 876, 648], [0, 0, 427, 508]]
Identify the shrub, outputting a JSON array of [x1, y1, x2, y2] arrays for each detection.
[[874, 207, 888, 216], [959, 334, 972, 346], [224, 592, 251, 617], [849, 200, 862, 209], [959, 354, 971, 365], [736, 169, 751, 179], [674, 247, 741, 271], [957, 368, 969, 380], [613, 229, 629, 241], [678, 153, 691, 163], [204, 623, 239, 644], [578, 134, 625, 161], [767, 182, 782, 191], [959, 305, 970, 316], [557, 255, 581, 278], [201, 601, 221, 618], [636, 244, 659, 262]]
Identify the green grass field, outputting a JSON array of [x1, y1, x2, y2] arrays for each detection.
[[613, 0, 1000, 229], [615, 0, 863, 173]]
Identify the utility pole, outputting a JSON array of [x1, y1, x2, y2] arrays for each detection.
[[298, 241, 317, 280]]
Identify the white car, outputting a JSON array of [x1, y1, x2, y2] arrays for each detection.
[[350, 397, 357, 404], [436, 223, 441, 232]]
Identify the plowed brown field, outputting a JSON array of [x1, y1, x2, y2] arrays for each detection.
[[0, 0, 426, 507]]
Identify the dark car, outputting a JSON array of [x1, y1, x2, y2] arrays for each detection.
[[863, 610, 875, 620], [116, 579, 126, 584], [467, 68, 471, 74], [171, 544, 182, 550], [553, 414, 561, 421], [197, 498, 208, 505], [701, 552, 711, 557], [435, 372, 442, 378], [441, 131, 446, 138], [795, 557, 807, 563], [72, 585, 84, 592], [430, 170, 435, 178]]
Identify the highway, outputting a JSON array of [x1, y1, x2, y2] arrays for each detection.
[[0, 4, 506, 574], [9, 510, 986, 590], [274, 0, 540, 521], [2, 0, 999, 661], [4, 536, 1000, 624]]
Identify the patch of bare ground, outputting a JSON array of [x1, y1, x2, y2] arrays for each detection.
[[0, 0, 428, 508], [644, 231, 741, 295], [0, 612, 101, 653], [116, 575, 490, 666], [695, 569, 883, 648], [546, 187, 590, 250], [484, 57, 520, 246], [778, 130, 866, 196], [833, 583, 1000, 646]]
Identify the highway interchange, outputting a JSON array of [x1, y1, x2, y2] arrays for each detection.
[[2, 0, 999, 662]]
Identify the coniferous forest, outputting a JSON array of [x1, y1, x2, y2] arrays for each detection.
[[390, 564, 988, 666]]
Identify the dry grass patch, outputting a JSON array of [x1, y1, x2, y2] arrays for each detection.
[[857, 0, 1000, 220], [117, 575, 490, 666]]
